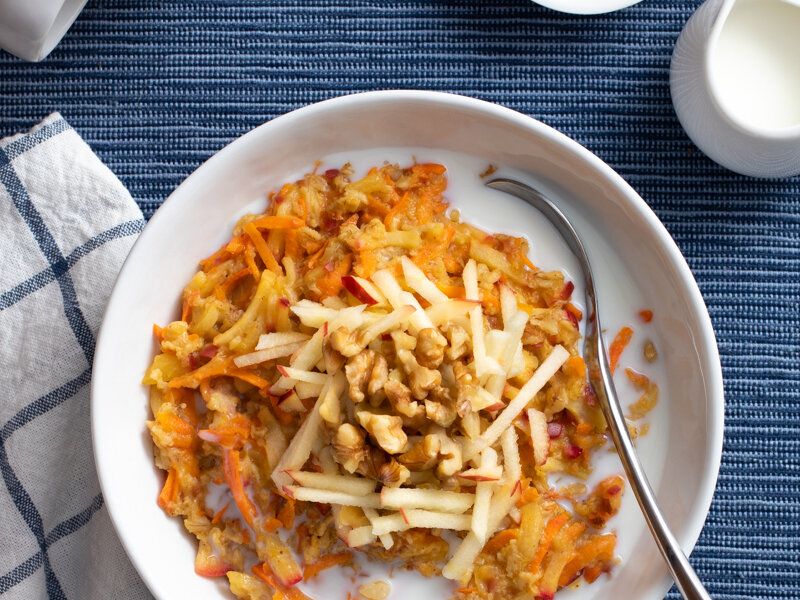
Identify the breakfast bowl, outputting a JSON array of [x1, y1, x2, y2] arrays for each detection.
[[91, 90, 723, 600], [530, 0, 643, 15]]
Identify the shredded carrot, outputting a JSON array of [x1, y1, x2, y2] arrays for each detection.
[[228, 368, 271, 389], [565, 302, 583, 322], [152, 323, 164, 342], [522, 255, 537, 271], [249, 215, 304, 230], [624, 367, 650, 389], [583, 563, 604, 583], [558, 534, 616, 587], [181, 290, 199, 322], [563, 355, 586, 378], [358, 248, 378, 278], [608, 326, 633, 374], [214, 267, 251, 301], [316, 255, 352, 298], [413, 224, 455, 270], [211, 502, 229, 525], [638, 309, 654, 323], [528, 513, 569, 574], [306, 241, 329, 270], [517, 302, 534, 315], [483, 528, 519, 555], [171, 387, 199, 427], [482, 289, 500, 314], [437, 283, 466, 298], [264, 517, 284, 533], [267, 394, 295, 426], [284, 229, 300, 261], [295, 192, 308, 222], [517, 482, 539, 506], [157, 468, 178, 511], [383, 192, 410, 230], [277, 498, 296, 529], [244, 222, 282, 274], [302, 552, 353, 580], [243, 243, 261, 280], [412, 162, 447, 176], [222, 448, 258, 530], [199, 414, 251, 448], [199, 235, 246, 271], [155, 411, 195, 448], [168, 356, 234, 389]]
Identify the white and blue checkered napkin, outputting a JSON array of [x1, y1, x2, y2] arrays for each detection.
[[0, 115, 150, 599]]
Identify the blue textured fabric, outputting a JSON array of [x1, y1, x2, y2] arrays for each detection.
[[1, 1, 798, 599]]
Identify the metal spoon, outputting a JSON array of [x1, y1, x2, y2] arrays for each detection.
[[486, 177, 711, 600]]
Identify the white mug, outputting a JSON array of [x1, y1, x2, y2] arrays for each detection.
[[670, 0, 800, 179], [0, 0, 87, 62]]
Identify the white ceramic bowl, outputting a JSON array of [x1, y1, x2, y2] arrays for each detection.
[[531, 0, 643, 15], [92, 90, 723, 600]]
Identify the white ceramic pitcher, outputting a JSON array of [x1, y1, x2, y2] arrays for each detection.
[[671, 0, 800, 178]]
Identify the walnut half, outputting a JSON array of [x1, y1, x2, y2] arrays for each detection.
[[333, 423, 368, 473], [378, 459, 411, 487], [356, 412, 407, 455], [345, 349, 388, 404], [397, 348, 442, 400], [384, 379, 424, 419], [329, 326, 363, 357], [415, 327, 446, 369], [398, 434, 441, 471]]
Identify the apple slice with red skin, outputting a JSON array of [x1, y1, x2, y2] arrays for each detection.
[[341, 275, 386, 306]]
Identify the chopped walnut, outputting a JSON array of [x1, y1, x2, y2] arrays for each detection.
[[398, 434, 441, 471], [643, 340, 658, 362], [322, 341, 346, 373], [356, 412, 407, 455], [410, 367, 441, 401], [397, 348, 442, 400], [333, 423, 367, 473], [391, 330, 417, 352], [345, 350, 371, 403], [355, 445, 389, 480], [435, 432, 463, 478], [329, 326, 363, 357], [383, 379, 424, 419], [453, 361, 477, 416], [425, 399, 457, 428], [367, 352, 389, 406], [359, 580, 391, 600], [425, 385, 457, 427], [345, 349, 387, 404], [442, 322, 469, 361], [378, 459, 410, 487], [428, 383, 452, 404], [415, 328, 446, 369]]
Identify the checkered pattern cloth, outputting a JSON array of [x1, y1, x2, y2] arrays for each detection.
[[0, 115, 149, 598]]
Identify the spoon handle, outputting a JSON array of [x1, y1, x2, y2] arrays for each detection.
[[589, 333, 711, 600], [484, 177, 711, 599]]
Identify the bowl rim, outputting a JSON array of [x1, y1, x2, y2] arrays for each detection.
[[531, 0, 643, 15], [91, 89, 724, 599]]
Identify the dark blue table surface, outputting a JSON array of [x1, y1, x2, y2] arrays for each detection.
[[1, 1, 798, 598]]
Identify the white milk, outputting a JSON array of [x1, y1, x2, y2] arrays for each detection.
[[711, 0, 800, 130]]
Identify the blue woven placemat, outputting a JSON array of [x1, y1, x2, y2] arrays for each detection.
[[1, 1, 798, 598]]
